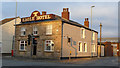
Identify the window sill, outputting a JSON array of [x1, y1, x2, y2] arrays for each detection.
[[19, 50, 26, 52], [33, 34, 38, 36], [20, 35, 26, 37], [78, 51, 82, 52], [44, 50, 54, 53], [46, 34, 52, 36]]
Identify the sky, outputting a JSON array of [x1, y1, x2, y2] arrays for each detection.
[[1, 1, 119, 38]]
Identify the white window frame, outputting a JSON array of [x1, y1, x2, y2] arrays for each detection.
[[83, 42, 87, 52], [78, 41, 82, 52], [19, 40, 27, 51], [44, 40, 54, 52], [33, 26, 38, 35], [92, 44, 96, 52], [21, 27, 26, 36], [46, 25, 52, 35], [92, 32, 95, 40], [81, 28, 85, 39]]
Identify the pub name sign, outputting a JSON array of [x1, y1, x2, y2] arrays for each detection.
[[21, 11, 55, 22]]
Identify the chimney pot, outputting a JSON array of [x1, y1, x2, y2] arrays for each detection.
[[42, 11, 46, 15], [84, 18, 89, 27], [62, 8, 70, 20]]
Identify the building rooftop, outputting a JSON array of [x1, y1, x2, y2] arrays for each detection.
[[16, 14, 98, 33], [0, 17, 20, 25]]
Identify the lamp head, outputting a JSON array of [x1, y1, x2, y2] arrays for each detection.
[[91, 6, 95, 8]]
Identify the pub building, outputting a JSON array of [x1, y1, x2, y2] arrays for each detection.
[[14, 8, 98, 59]]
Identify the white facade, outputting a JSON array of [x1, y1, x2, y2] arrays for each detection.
[[98, 45, 104, 57], [0, 17, 21, 53]]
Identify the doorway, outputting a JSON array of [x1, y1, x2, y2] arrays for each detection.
[[33, 45, 37, 55]]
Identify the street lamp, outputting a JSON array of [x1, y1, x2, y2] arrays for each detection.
[[91, 6, 95, 29], [91, 6, 95, 58], [100, 23, 102, 57]]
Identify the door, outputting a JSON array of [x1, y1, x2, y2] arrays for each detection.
[[33, 45, 37, 55]]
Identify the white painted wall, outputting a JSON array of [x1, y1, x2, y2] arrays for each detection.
[[1, 18, 21, 53]]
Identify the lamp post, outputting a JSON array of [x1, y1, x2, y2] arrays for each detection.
[[91, 6, 95, 57], [100, 23, 102, 57]]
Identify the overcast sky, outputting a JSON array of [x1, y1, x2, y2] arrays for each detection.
[[1, 1, 119, 38]]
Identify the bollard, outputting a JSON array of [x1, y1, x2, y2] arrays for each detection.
[[11, 50, 13, 56], [69, 51, 71, 61]]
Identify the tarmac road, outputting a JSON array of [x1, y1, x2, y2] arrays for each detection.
[[1, 56, 119, 68]]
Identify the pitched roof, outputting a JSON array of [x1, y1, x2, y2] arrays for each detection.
[[16, 14, 98, 33], [55, 15, 98, 33], [0, 17, 19, 25]]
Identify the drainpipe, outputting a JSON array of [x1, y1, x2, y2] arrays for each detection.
[[61, 22, 64, 59]]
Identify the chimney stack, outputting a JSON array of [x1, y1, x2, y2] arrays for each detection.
[[84, 18, 89, 27], [62, 8, 70, 20], [42, 11, 46, 15]]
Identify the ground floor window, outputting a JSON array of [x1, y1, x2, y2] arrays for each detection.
[[78, 42, 82, 52], [44, 40, 54, 51], [83, 43, 87, 52], [19, 40, 27, 51], [92, 44, 96, 52]]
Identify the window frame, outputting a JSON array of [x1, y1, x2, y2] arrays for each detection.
[[78, 41, 82, 52], [44, 40, 54, 52], [83, 42, 87, 52], [33, 26, 38, 35], [92, 32, 95, 40], [21, 27, 26, 36], [46, 25, 52, 35], [19, 40, 27, 51], [81, 28, 85, 39], [92, 44, 96, 52]]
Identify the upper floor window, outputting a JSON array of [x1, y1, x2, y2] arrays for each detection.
[[33, 26, 38, 35], [46, 25, 52, 35], [83, 43, 87, 52], [78, 42, 82, 52], [21, 27, 26, 36], [44, 40, 54, 51], [81, 28, 85, 38], [19, 40, 27, 51], [92, 32, 95, 40]]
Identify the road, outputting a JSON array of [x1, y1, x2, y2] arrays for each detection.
[[1, 56, 119, 67]]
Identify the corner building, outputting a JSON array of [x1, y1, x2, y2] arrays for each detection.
[[14, 8, 98, 59]]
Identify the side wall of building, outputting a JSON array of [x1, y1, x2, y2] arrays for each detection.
[[62, 23, 98, 57], [15, 20, 62, 59], [1, 18, 21, 53]]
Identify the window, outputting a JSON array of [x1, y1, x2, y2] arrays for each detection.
[[92, 44, 96, 52], [44, 40, 54, 51], [92, 32, 95, 40], [78, 42, 82, 52], [81, 28, 85, 38], [33, 26, 38, 35], [19, 40, 27, 51], [46, 25, 52, 35], [21, 27, 26, 36], [83, 43, 87, 52], [68, 37, 71, 43]]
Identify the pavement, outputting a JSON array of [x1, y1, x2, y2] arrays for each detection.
[[1, 56, 119, 66]]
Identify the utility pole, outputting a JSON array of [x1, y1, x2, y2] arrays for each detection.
[[91, 6, 95, 57], [12, 0, 17, 57], [100, 23, 102, 57]]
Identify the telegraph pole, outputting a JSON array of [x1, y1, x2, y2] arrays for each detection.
[[12, 0, 17, 57], [91, 6, 95, 57], [100, 23, 102, 57]]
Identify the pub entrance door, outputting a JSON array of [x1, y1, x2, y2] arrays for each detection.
[[33, 45, 37, 55]]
